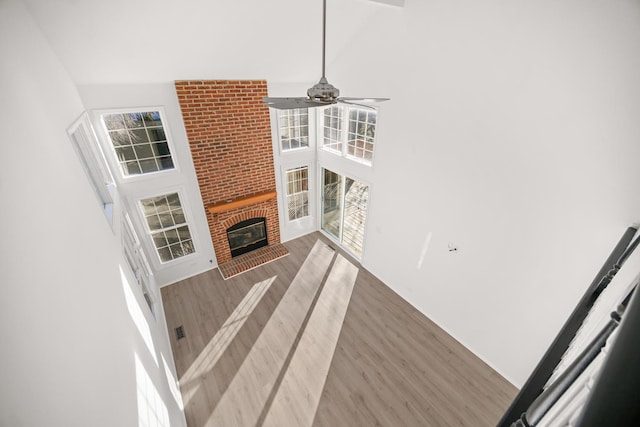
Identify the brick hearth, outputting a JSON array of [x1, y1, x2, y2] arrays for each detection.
[[217, 243, 289, 280]]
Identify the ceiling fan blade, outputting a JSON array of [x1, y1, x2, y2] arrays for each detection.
[[338, 97, 390, 103], [262, 97, 333, 110], [338, 97, 390, 109]]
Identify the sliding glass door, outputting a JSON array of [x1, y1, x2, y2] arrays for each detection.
[[321, 169, 342, 240], [321, 168, 369, 258]]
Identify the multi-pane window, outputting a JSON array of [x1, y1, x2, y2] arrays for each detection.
[[322, 106, 343, 153], [279, 108, 309, 151], [347, 108, 377, 163], [140, 193, 195, 263], [68, 114, 115, 222], [285, 166, 309, 220], [102, 111, 174, 177], [322, 105, 377, 165], [122, 213, 155, 315], [322, 168, 341, 212]]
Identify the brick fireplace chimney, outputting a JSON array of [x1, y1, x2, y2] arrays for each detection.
[[175, 80, 281, 266]]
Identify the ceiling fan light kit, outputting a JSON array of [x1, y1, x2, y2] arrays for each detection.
[[263, 0, 388, 110]]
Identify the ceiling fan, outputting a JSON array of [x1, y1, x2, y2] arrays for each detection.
[[263, 0, 389, 110]]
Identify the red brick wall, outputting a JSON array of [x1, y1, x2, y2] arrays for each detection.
[[175, 80, 280, 264]]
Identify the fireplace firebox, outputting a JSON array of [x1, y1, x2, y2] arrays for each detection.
[[227, 217, 268, 257]]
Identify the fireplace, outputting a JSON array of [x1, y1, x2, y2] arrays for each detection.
[[227, 217, 268, 257], [177, 80, 282, 267]]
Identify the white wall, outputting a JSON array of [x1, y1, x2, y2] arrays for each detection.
[[78, 83, 217, 283], [0, 1, 186, 425], [328, 0, 640, 386]]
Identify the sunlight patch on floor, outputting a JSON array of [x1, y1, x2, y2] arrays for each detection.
[[206, 240, 336, 426], [262, 253, 359, 427], [180, 275, 277, 405]]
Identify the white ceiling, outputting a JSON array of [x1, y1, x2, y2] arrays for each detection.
[[23, 0, 392, 86]]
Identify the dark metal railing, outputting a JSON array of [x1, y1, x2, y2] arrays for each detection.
[[497, 225, 639, 426]]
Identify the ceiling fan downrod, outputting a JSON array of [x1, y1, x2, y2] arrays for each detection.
[[321, 0, 326, 80], [263, 0, 388, 109], [307, 0, 340, 101]]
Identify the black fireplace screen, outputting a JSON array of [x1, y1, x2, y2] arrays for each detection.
[[227, 217, 268, 257]]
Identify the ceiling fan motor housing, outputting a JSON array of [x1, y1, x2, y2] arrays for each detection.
[[307, 77, 340, 102]]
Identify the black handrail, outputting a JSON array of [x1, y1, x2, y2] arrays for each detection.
[[497, 225, 638, 426], [516, 308, 623, 426], [574, 284, 640, 426]]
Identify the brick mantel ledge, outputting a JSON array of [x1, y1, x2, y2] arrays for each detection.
[[207, 189, 277, 215]]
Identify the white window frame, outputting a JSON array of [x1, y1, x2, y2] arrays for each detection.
[[275, 108, 316, 155], [277, 108, 311, 153], [122, 212, 156, 316], [96, 107, 180, 182], [284, 165, 311, 222], [318, 105, 378, 166], [319, 167, 371, 260], [136, 190, 197, 267], [67, 113, 116, 224]]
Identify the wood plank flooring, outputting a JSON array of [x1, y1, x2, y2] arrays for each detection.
[[161, 232, 517, 427]]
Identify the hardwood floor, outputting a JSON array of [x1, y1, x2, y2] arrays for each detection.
[[161, 232, 517, 427]]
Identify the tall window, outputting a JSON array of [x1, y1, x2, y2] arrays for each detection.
[[321, 169, 369, 258], [122, 213, 155, 315], [342, 177, 370, 257], [139, 193, 195, 263], [102, 110, 175, 177], [285, 166, 309, 220], [279, 108, 309, 151], [322, 105, 377, 165], [67, 114, 115, 222]]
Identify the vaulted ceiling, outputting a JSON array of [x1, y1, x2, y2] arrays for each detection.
[[23, 0, 396, 85]]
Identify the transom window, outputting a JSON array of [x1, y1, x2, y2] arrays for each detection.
[[140, 193, 195, 263], [322, 105, 377, 165], [102, 111, 174, 177], [279, 108, 309, 151], [285, 166, 309, 221]]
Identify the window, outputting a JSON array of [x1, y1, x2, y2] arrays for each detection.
[[322, 105, 343, 153], [321, 169, 369, 258], [122, 213, 155, 315], [342, 177, 370, 257], [102, 110, 174, 177], [279, 108, 309, 151], [139, 192, 195, 263], [347, 108, 376, 163], [321, 169, 343, 237], [68, 114, 115, 222], [322, 105, 378, 165], [285, 166, 309, 220]]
